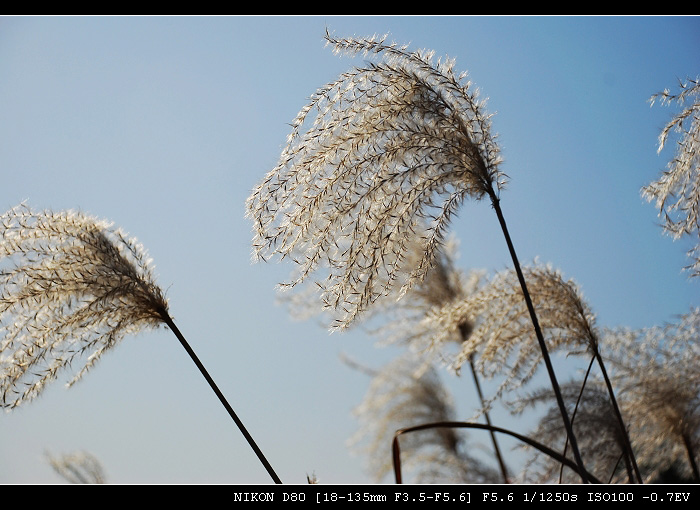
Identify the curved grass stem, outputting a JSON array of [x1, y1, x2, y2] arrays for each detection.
[[462, 343, 510, 483], [392, 421, 602, 484], [590, 347, 643, 483]]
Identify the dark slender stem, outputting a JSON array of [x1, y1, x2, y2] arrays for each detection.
[[461, 332, 510, 483], [467, 357, 510, 483], [160, 311, 282, 484], [608, 453, 626, 484], [489, 194, 589, 483], [682, 432, 700, 482], [392, 421, 602, 484], [559, 356, 596, 483], [564, 356, 637, 483], [591, 347, 643, 483]]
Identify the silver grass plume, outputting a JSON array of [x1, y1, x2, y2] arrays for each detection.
[[46, 450, 106, 484], [349, 352, 500, 483], [642, 76, 700, 277], [604, 308, 700, 482], [246, 32, 505, 330], [367, 235, 483, 352], [0, 204, 281, 483], [0, 204, 167, 408], [436, 262, 640, 480], [442, 263, 596, 395]]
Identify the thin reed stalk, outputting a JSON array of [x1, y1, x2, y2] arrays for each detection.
[[489, 195, 588, 482], [468, 356, 510, 483], [0, 204, 281, 483], [589, 344, 641, 482], [460, 324, 510, 483], [681, 433, 700, 482], [157, 310, 282, 484], [560, 357, 597, 483]]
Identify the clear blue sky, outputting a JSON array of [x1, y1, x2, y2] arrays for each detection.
[[0, 16, 698, 484]]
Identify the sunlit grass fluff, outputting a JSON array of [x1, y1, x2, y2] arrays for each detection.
[[642, 76, 700, 277], [349, 352, 500, 483], [515, 380, 633, 484], [246, 32, 505, 329], [441, 262, 640, 481], [46, 450, 106, 484], [0, 203, 282, 482], [350, 261, 636, 483], [605, 308, 700, 482], [0, 204, 168, 408], [453, 263, 604, 389]]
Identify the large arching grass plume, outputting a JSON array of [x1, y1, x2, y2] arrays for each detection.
[[246, 32, 588, 481], [0, 203, 167, 405], [0, 203, 281, 483], [246, 32, 505, 330], [418, 262, 641, 482]]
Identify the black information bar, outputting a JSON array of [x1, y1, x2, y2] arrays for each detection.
[[215, 484, 699, 504]]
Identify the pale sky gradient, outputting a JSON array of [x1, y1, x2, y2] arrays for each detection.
[[0, 16, 698, 484]]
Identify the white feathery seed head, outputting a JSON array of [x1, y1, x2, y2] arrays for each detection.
[[642, 76, 700, 277], [0, 203, 168, 409], [246, 32, 505, 329], [444, 263, 600, 397], [604, 308, 700, 481], [348, 352, 499, 483], [46, 450, 106, 484]]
